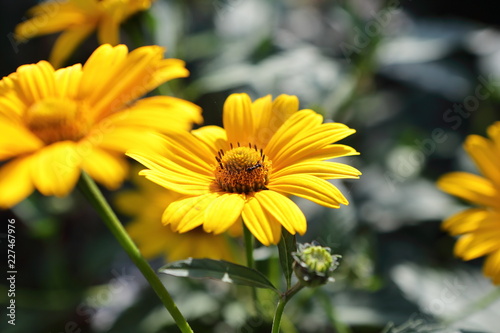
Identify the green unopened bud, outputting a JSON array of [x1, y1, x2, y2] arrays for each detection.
[[292, 242, 341, 287]]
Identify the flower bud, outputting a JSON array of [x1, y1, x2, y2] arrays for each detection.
[[292, 242, 341, 287]]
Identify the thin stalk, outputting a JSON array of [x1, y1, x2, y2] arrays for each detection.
[[243, 224, 255, 269], [271, 283, 304, 333], [77, 172, 192, 333], [243, 224, 258, 314]]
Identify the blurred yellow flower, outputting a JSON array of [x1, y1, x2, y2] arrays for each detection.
[[15, 0, 156, 68], [0, 43, 202, 209], [438, 121, 500, 284], [116, 169, 240, 262], [129, 93, 361, 246]]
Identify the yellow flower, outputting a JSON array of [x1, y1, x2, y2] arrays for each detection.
[[438, 121, 500, 284], [129, 93, 361, 246], [15, 0, 156, 68], [116, 169, 240, 262], [0, 43, 202, 209]]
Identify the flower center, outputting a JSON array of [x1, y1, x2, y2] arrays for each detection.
[[214, 143, 271, 194], [24, 98, 91, 144]]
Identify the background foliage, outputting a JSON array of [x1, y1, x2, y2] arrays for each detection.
[[1, 0, 500, 332]]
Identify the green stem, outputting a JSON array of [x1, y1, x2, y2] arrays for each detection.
[[77, 172, 192, 333], [243, 224, 255, 269], [243, 224, 257, 313], [271, 283, 304, 333]]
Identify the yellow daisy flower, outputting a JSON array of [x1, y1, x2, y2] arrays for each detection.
[[129, 93, 361, 246], [0, 43, 202, 209], [116, 169, 240, 262], [438, 121, 500, 284], [15, 0, 156, 68]]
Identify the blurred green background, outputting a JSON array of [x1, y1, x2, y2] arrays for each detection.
[[1, 0, 500, 332]]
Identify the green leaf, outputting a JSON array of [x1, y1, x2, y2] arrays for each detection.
[[278, 229, 297, 289], [159, 258, 279, 293]]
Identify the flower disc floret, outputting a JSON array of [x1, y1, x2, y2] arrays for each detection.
[[215, 144, 271, 194], [24, 97, 91, 144]]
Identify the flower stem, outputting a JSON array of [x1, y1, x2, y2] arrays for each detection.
[[243, 224, 258, 313], [271, 282, 304, 333], [243, 224, 255, 269], [77, 172, 192, 333]]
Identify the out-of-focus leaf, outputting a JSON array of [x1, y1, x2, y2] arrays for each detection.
[[159, 259, 279, 293], [278, 229, 297, 289]]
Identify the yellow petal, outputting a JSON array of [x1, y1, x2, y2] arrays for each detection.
[[255, 190, 306, 235], [272, 161, 361, 180], [163, 193, 218, 232], [84, 45, 184, 119], [54, 64, 83, 99], [127, 134, 214, 178], [98, 127, 166, 153], [115, 190, 149, 216], [464, 134, 500, 187], [81, 147, 127, 189], [455, 232, 500, 260], [272, 94, 299, 117], [269, 174, 348, 208], [127, 218, 168, 259], [192, 125, 228, 154], [166, 232, 236, 262], [242, 195, 281, 246], [14, 2, 89, 40], [251, 95, 273, 146], [78, 44, 129, 113], [0, 156, 35, 208], [271, 123, 356, 171], [138, 169, 209, 196], [487, 121, 500, 149], [71, 0, 101, 13], [50, 26, 95, 69], [301, 144, 360, 162], [146, 58, 190, 92], [97, 13, 121, 45], [252, 94, 299, 148], [105, 96, 203, 131], [265, 110, 323, 158], [223, 93, 254, 145], [483, 250, 500, 284], [16, 61, 56, 105], [441, 208, 496, 235], [203, 193, 245, 234], [0, 121, 43, 160], [437, 172, 500, 208], [0, 74, 28, 120], [160, 133, 216, 176], [30, 141, 82, 197]]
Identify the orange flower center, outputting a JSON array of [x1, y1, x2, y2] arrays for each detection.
[[214, 144, 271, 194], [24, 98, 91, 144]]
